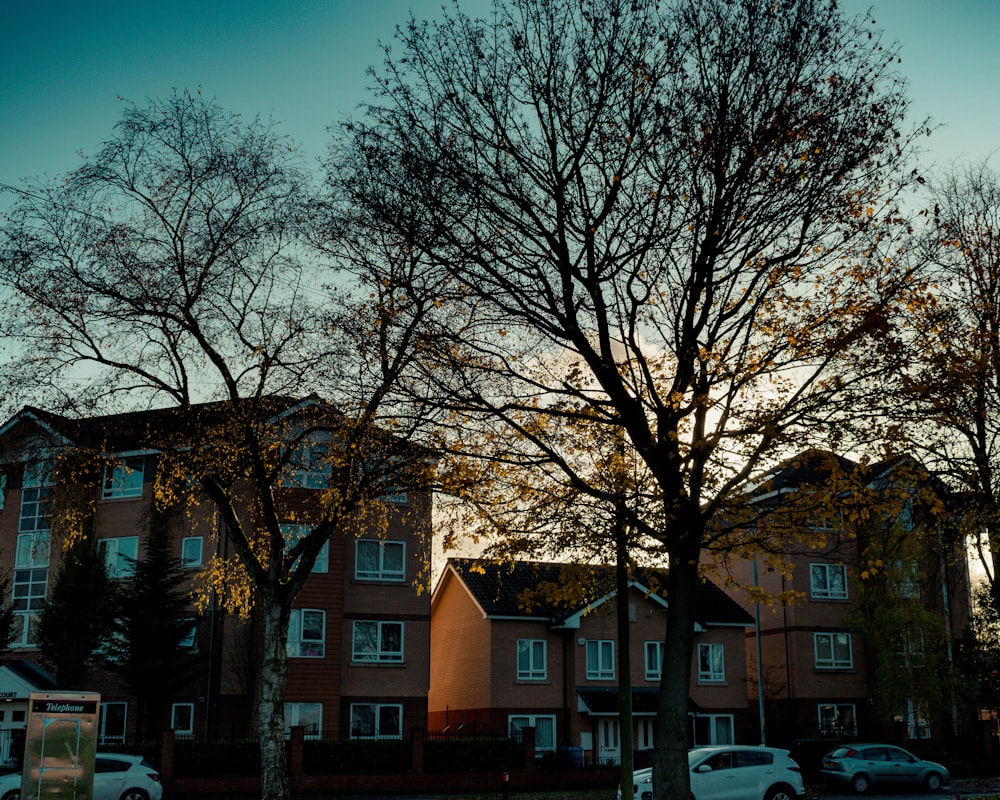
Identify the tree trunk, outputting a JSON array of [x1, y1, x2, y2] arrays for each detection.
[[652, 546, 699, 800], [616, 522, 634, 800], [257, 593, 291, 800]]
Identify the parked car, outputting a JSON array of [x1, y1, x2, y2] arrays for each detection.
[[619, 745, 804, 800], [820, 743, 949, 793], [0, 753, 162, 800]]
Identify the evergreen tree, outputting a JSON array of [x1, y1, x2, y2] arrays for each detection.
[[38, 530, 117, 689], [107, 510, 199, 740]]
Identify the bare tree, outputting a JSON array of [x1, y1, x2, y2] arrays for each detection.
[[333, 0, 924, 794], [0, 91, 441, 800]]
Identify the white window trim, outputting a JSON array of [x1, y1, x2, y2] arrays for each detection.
[[697, 642, 725, 683], [350, 702, 403, 740], [101, 456, 145, 499], [181, 536, 203, 569], [282, 524, 329, 573], [810, 562, 848, 600], [285, 702, 324, 739], [691, 713, 734, 746], [99, 702, 128, 745], [355, 539, 406, 582], [644, 641, 663, 681], [99, 536, 139, 579], [814, 631, 853, 669], [818, 703, 857, 737], [516, 639, 547, 680], [352, 620, 404, 663], [508, 714, 557, 752], [288, 608, 326, 658], [586, 639, 615, 681], [171, 703, 195, 736]]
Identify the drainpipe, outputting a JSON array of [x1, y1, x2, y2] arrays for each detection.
[[753, 560, 766, 745]]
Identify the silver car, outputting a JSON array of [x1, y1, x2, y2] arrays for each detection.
[[820, 743, 949, 793], [0, 753, 163, 800], [619, 745, 804, 800]]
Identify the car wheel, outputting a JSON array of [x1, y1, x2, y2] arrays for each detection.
[[851, 773, 871, 794], [764, 784, 797, 800], [118, 790, 149, 800], [1, 791, 19, 800], [924, 772, 943, 791]]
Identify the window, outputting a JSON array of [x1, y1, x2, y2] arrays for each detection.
[[281, 431, 332, 489], [285, 702, 323, 739], [893, 559, 920, 599], [355, 539, 405, 582], [99, 536, 139, 579], [509, 714, 556, 752], [691, 714, 734, 746], [636, 719, 655, 751], [814, 632, 853, 669], [282, 524, 329, 573], [810, 563, 848, 600], [818, 703, 857, 737], [698, 643, 725, 683], [351, 703, 402, 740], [900, 699, 931, 739], [99, 702, 127, 745], [178, 619, 198, 650], [171, 703, 194, 736], [352, 620, 404, 663], [12, 532, 49, 648], [644, 641, 663, 681], [0, 473, 6, 509], [287, 609, 326, 658], [517, 639, 546, 680], [586, 639, 615, 680], [19, 463, 54, 535], [895, 630, 925, 667], [102, 456, 145, 499], [181, 537, 203, 569]]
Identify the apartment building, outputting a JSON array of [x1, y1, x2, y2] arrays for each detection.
[[722, 451, 972, 747], [428, 559, 754, 763], [0, 399, 431, 752]]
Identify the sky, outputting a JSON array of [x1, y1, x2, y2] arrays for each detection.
[[2, 0, 1000, 210]]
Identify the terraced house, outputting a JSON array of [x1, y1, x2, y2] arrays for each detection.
[[0, 399, 431, 757]]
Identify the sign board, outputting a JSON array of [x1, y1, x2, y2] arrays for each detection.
[[22, 691, 100, 800]]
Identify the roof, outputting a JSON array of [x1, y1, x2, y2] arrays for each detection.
[[441, 558, 753, 628]]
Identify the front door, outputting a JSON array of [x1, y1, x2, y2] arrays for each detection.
[[597, 719, 620, 764]]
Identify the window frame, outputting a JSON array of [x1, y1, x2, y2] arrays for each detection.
[[814, 631, 853, 669], [352, 620, 404, 664], [180, 536, 203, 569], [697, 642, 725, 683], [585, 639, 615, 681], [810, 562, 848, 600], [508, 714, 557, 752], [171, 703, 195, 736], [285, 702, 324, 740], [282, 523, 329, 573], [354, 539, 406, 582], [287, 608, 326, 658], [516, 639, 547, 681], [691, 714, 734, 746], [99, 536, 139, 579], [818, 703, 857, 737], [281, 431, 332, 489], [644, 641, 663, 681], [99, 702, 127, 746], [101, 456, 145, 500], [350, 702, 402, 740]]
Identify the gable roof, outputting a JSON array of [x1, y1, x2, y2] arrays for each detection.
[[438, 558, 752, 629]]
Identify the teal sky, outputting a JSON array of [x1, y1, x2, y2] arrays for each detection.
[[2, 0, 999, 201]]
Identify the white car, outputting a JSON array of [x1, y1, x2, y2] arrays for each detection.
[[620, 745, 804, 800], [0, 753, 163, 800]]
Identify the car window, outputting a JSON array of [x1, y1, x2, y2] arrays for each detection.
[[736, 750, 773, 767], [703, 752, 734, 771], [886, 748, 912, 762], [95, 758, 130, 773], [861, 748, 888, 761]]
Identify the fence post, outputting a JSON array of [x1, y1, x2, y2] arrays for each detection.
[[289, 725, 305, 781], [523, 726, 536, 773], [160, 730, 175, 781], [411, 726, 425, 773]]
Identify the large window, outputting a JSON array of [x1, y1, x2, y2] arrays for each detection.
[[814, 632, 853, 669], [99, 702, 127, 745], [180, 536, 203, 569], [287, 609, 326, 658], [509, 715, 556, 752], [697, 643, 725, 683], [517, 639, 546, 680], [352, 620, 404, 663], [691, 714, 734, 746], [282, 524, 329, 573], [350, 703, 402, 740], [818, 703, 857, 737], [902, 698, 931, 739], [644, 641, 663, 681], [281, 431, 332, 489], [285, 702, 323, 739], [99, 536, 139, 579], [19, 462, 54, 535], [810, 563, 848, 600], [586, 639, 615, 680], [355, 539, 405, 582], [12, 530, 50, 647], [102, 456, 145, 499]]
